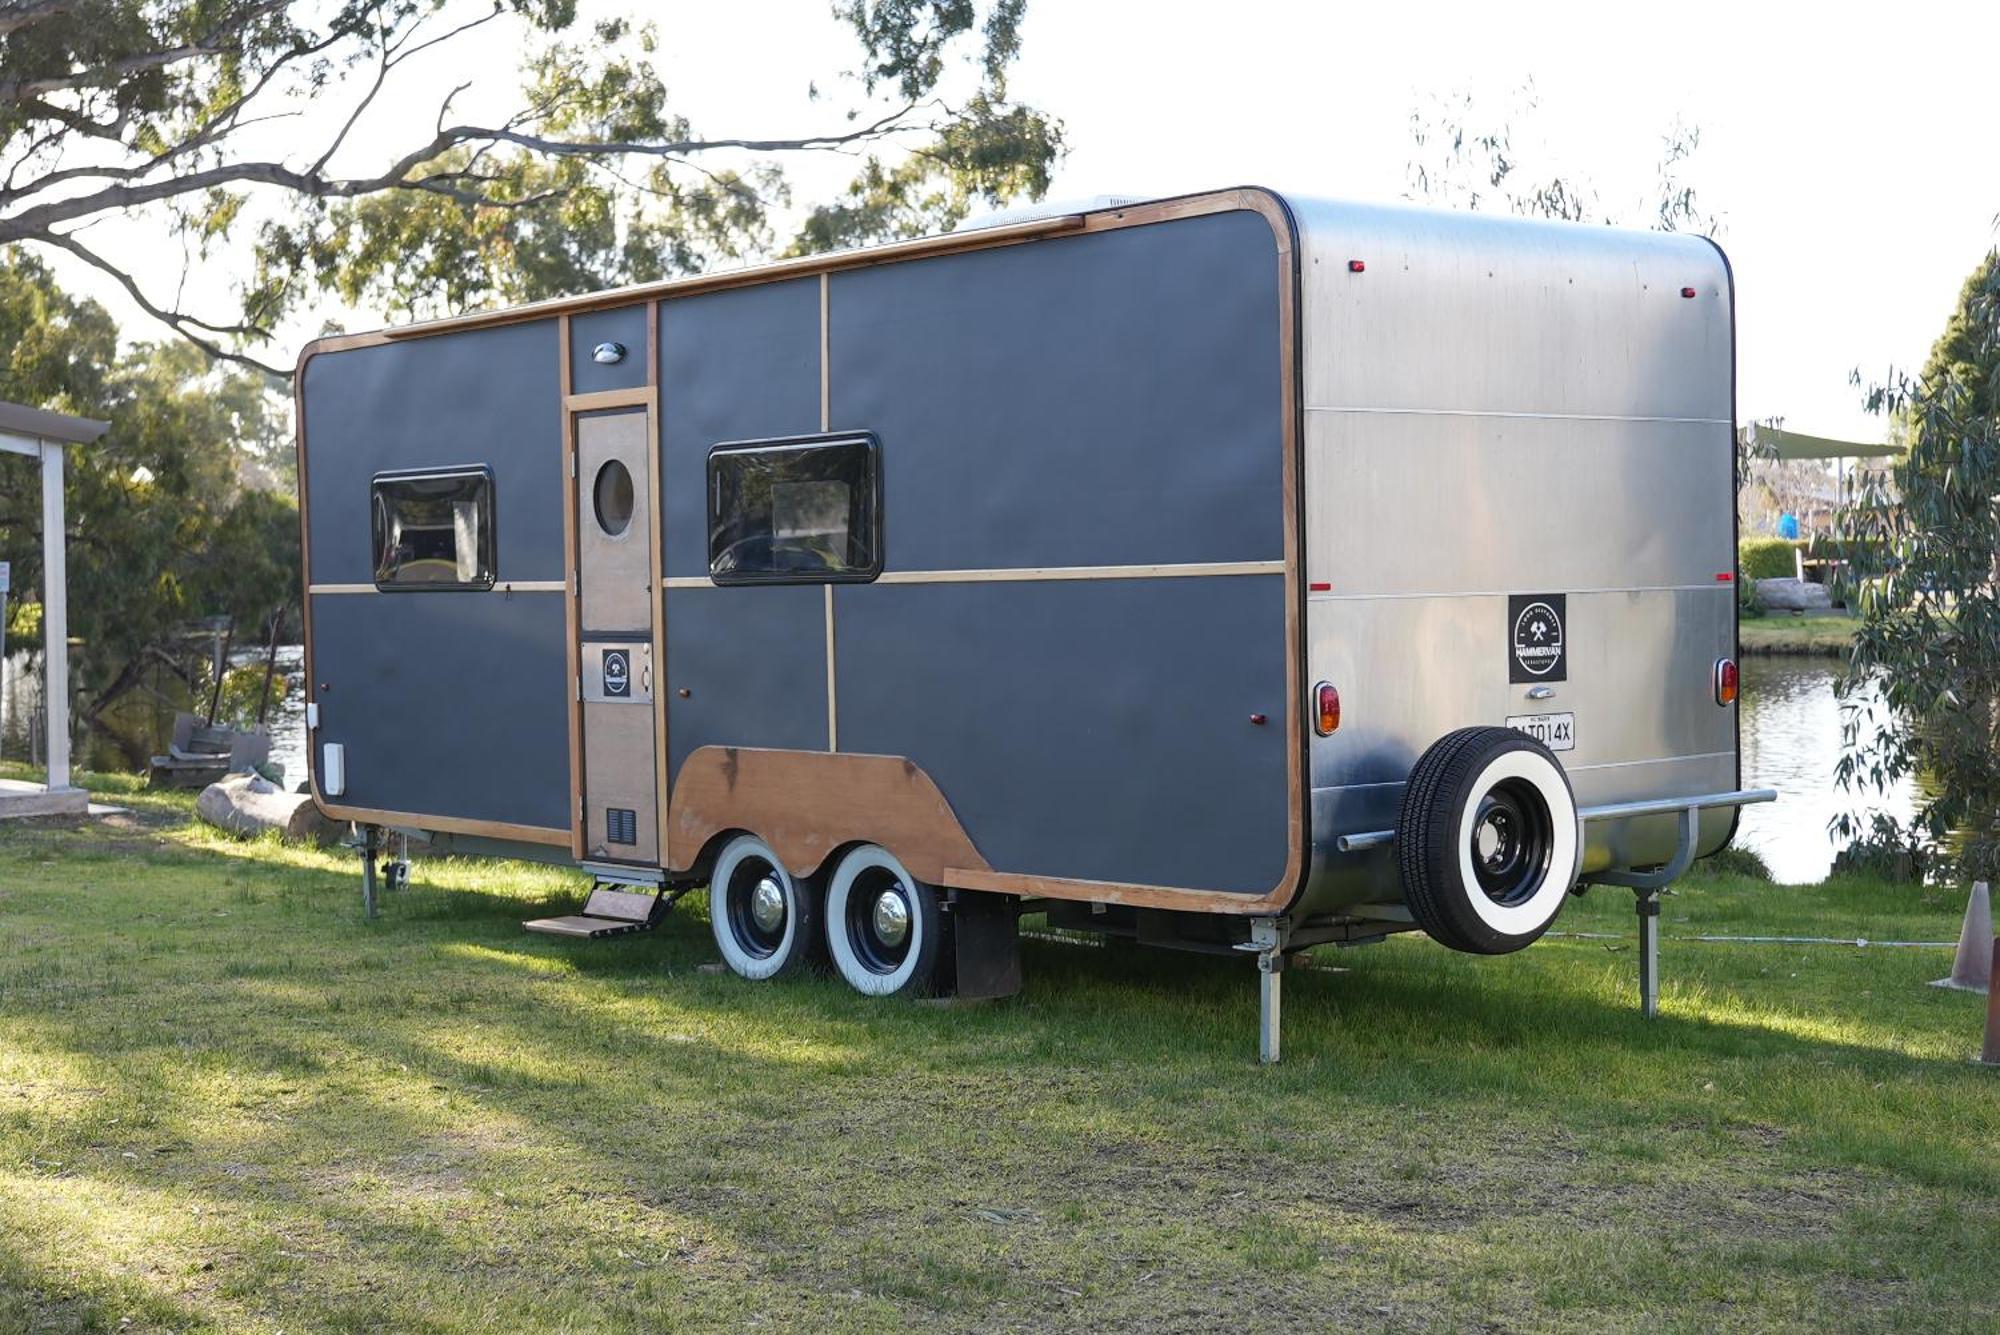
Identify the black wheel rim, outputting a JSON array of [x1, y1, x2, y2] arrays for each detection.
[[1468, 777, 1554, 907], [724, 858, 787, 959], [844, 866, 913, 974]]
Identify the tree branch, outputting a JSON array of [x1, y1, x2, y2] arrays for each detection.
[[0, 100, 931, 242], [0, 0, 79, 40], [0, 2, 288, 105], [39, 229, 290, 377]]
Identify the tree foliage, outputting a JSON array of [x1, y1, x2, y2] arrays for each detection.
[[0, 250, 295, 762], [1835, 251, 2000, 879], [0, 1, 1060, 368], [1405, 82, 1719, 236]]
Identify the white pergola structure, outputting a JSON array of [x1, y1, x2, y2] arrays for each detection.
[[0, 400, 109, 818]]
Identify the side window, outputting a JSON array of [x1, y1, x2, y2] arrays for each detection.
[[371, 466, 496, 591], [707, 434, 881, 584]]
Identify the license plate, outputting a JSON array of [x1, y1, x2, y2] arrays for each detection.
[[1505, 711, 1575, 752]]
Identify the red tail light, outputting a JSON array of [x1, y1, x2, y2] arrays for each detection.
[[1714, 658, 1739, 706], [1314, 681, 1341, 736]]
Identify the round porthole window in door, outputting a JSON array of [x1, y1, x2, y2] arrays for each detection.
[[593, 458, 634, 537]]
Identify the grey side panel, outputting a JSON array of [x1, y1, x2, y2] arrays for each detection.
[[569, 304, 650, 396], [663, 584, 828, 778], [302, 321, 562, 585], [1305, 412, 1733, 596], [828, 210, 1283, 573], [1289, 196, 1731, 420], [309, 589, 570, 829], [834, 576, 1290, 895], [658, 278, 821, 579]]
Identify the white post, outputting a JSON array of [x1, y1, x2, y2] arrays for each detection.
[[40, 439, 71, 792]]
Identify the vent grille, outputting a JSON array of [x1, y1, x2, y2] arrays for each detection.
[[606, 807, 638, 845]]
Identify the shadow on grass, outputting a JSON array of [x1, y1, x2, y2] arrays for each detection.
[[7, 818, 1997, 1329]]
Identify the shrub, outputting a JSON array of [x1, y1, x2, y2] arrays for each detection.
[[1738, 536, 1802, 581], [1829, 813, 1927, 885], [1694, 844, 1774, 881]]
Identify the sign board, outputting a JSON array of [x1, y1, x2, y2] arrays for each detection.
[[1507, 594, 1567, 684], [602, 647, 630, 698]]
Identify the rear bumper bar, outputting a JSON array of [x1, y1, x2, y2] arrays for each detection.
[[1333, 786, 1777, 854]]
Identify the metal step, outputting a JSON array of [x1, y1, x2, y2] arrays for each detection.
[[522, 881, 671, 939], [521, 913, 654, 939]]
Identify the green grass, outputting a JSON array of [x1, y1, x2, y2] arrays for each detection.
[[1738, 611, 1858, 657], [2, 770, 1996, 1332]]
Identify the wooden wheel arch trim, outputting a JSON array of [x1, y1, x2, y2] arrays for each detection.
[[666, 746, 1295, 915], [293, 188, 1307, 915], [666, 746, 988, 885]]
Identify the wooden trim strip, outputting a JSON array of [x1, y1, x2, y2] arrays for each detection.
[[647, 299, 670, 866], [293, 322, 318, 810], [314, 800, 574, 848], [820, 272, 837, 752], [659, 560, 1285, 591], [560, 315, 586, 860], [307, 580, 566, 595], [943, 865, 1284, 915], [375, 214, 1086, 343], [877, 561, 1284, 584], [824, 585, 838, 751], [567, 386, 658, 413]]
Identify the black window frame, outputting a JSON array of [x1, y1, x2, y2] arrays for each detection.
[[705, 432, 883, 586], [370, 464, 498, 592]]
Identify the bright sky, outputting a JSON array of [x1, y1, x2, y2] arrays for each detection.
[[39, 0, 2000, 444]]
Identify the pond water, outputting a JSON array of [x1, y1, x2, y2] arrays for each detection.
[[0, 645, 1908, 885], [2, 645, 308, 787], [1735, 656, 1916, 884]]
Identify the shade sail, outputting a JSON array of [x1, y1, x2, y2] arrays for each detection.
[[1737, 424, 1902, 460]]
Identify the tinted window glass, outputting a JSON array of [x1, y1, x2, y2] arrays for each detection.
[[708, 435, 880, 584], [371, 467, 496, 590]]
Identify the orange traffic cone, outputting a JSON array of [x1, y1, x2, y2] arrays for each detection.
[[1933, 882, 1994, 993]]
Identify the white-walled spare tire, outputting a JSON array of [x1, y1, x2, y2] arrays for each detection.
[[709, 834, 818, 980], [824, 844, 947, 997], [1396, 726, 1581, 955]]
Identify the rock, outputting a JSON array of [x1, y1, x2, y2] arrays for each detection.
[[196, 771, 335, 844], [1754, 577, 1833, 612]]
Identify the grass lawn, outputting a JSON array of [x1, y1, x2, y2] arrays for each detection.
[[3, 769, 1996, 1332], [1738, 611, 1858, 657]]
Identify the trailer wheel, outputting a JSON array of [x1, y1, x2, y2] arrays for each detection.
[[1397, 726, 1580, 955], [708, 835, 819, 980], [824, 844, 947, 997]]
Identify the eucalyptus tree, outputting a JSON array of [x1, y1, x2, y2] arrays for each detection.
[[0, 251, 297, 763], [0, 0, 1058, 373], [1835, 252, 2000, 879]]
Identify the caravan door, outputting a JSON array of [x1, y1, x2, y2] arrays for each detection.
[[575, 407, 659, 863]]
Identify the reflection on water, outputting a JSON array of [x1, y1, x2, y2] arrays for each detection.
[[1735, 657, 1916, 884], [2, 645, 307, 787]]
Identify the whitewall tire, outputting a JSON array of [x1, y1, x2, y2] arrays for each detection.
[[824, 844, 947, 997], [1396, 726, 1581, 954], [708, 834, 818, 980]]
